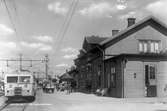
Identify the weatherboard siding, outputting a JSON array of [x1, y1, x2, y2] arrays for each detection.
[[157, 61, 167, 97], [105, 26, 167, 58], [124, 61, 145, 98], [105, 59, 123, 98]]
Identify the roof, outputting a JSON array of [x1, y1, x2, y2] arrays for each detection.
[[105, 53, 167, 61], [60, 72, 73, 80], [76, 36, 107, 60], [101, 15, 167, 48], [85, 36, 107, 44], [4, 73, 33, 77]]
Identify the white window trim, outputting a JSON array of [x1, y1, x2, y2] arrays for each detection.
[[138, 40, 161, 53]]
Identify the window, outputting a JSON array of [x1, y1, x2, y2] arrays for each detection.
[[145, 64, 156, 86], [145, 64, 156, 82], [98, 65, 102, 76], [149, 65, 156, 79], [110, 67, 116, 87], [143, 42, 148, 53], [7, 76, 18, 83], [19, 76, 30, 83], [139, 42, 143, 52], [139, 40, 160, 53]]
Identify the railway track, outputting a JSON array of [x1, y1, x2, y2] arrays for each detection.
[[0, 100, 29, 111], [0, 101, 10, 111]]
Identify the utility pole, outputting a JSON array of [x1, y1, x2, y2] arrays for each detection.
[[0, 54, 49, 75], [19, 54, 23, 71], [45, 54, 49, 80]]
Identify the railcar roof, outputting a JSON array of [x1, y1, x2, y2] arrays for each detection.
[[4, 73, 33, 77]]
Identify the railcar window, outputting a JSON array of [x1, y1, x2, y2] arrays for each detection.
[[20, 76, 30, 83], [7, 76, 18, 83]]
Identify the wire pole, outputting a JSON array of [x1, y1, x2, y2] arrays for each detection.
[[45, 54, 49, 80], [0, 55, 49, 74], [19, 54, 22, 71]]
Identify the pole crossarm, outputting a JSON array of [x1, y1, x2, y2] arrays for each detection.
[[0, 59, 46, 62], [0, 54, 49, 79]]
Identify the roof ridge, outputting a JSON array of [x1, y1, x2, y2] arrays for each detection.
[[100, 15, 167, 47]]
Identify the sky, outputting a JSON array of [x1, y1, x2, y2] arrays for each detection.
[[0, 0, 166, 76]]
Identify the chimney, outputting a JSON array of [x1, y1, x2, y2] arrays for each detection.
[[112, 30, 119, 36], [127, 18, 136, 27]]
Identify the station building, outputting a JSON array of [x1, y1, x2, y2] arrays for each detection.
[[74, 16, 167, 98]]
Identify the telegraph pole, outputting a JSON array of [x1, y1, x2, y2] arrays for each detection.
[[19, 54, 23, 71], [0, 54, 49, 75], [45, 54, 49, 80]]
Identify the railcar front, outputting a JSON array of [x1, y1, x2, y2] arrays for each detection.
[[4, 73, 36, 101]]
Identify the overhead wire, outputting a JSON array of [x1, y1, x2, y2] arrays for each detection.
[[12, 0, 21, 34], [0, 0, 3, 6], [2, 0, 19, 38], [52, 0, 79, 73], [54, 0, 75, 47], [1, 0, 79, 73], [58, 0, 79, 47], [11, 0, 18, 16], [54, 0, 79, 55], [0, 0, 49, 73], [4, 0, 40, 60]]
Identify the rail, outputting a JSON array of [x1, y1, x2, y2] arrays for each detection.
[[0, 100, 29, 111]]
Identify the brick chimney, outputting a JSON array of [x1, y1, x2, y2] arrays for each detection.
[[127, 18, 136, 27], [112, 30, 119, 36]]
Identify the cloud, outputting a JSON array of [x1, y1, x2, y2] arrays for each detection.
[[63, 54, 77, 59], [0, 41, 18, 56], [56, 63, 69, 67], [0, 41, 17, 49], [39, 45, 52, 51], [0, 24, 14, 36], [79, 2, 115, 18], [20, 41, 52, 51], [61, 47, 78, 53], [21, 42, 41, 48], [61, 47, 79, 59], [116, 4, 127, 10], [116, 0, 127, 10], [48, 2, 68, 15], [119, 11, 136, 19], [33, 35, 53, 43], [118, 10, 147, 21], [146, 0, 167, 23]]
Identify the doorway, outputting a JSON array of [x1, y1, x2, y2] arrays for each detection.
[[145, 64, 157, 97]]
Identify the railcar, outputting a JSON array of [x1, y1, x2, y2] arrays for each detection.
[[4, 72, 36, 101]]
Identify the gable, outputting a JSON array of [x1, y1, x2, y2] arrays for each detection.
[[82, 38, 88, 50], [82, 36, 107, 52], [82, 38, 94, 52], [102, 17, 167, 49], [105, 25, 167, 58]]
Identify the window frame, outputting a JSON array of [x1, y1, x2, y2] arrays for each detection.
[[149, 65, 156, 80], [110, 67, 116, 88], [145, 63, 157, 86], [7, 76, 18, 83], [138, 40, 161, 53], [19, 76, 31, 83]]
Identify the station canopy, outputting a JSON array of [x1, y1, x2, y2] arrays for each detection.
[[60, 73, 74, 81]]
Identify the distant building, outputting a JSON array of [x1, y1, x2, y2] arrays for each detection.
[[74, 16, 167, 98]]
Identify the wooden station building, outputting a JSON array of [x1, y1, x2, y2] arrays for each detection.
[[74, 16, 167, 98]]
